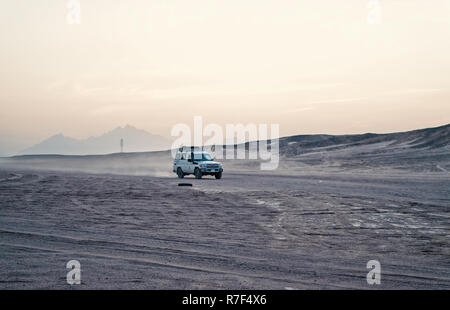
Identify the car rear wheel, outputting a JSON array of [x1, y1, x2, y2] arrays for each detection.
[[177, 167, 184, 179], [215, 171, 222, 179], [194, 168, 202, 179]]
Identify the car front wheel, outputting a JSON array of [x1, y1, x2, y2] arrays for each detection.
[[215, 171, 222, 179], [194, 168, 202, 179]]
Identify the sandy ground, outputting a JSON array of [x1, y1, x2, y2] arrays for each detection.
[[0, 160, 449, 289], [1, 128, 449, 289]]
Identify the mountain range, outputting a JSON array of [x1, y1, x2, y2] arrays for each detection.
[[7, 123, 450, 157], [19, 125, 171, 155]]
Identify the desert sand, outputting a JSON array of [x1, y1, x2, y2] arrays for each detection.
[[0, 125, 449, 289]]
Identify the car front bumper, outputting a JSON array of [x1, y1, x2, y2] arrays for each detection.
[[200, 167, 223, 173]]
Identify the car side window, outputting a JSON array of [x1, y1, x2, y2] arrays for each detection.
[[175, 153, 181, 160], [180, 153, 185, 160]]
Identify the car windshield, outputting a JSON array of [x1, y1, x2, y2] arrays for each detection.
[[194, 153, 213, 161]]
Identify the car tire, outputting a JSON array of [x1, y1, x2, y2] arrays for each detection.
[[215, 171, 222, 179], [194, 168, 202, 179], [177, 167, 184, 179]]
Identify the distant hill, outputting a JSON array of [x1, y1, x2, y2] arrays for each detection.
[[19, 125, 171, 155], [3, 123, 448, 175], [17, 123, 450, 156], [278, 123, 450, 156]]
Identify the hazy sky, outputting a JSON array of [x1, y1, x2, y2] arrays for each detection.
[[1, 0, 450, 152]]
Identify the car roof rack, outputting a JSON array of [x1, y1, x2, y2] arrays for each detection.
[[178, 146, 205, 152]]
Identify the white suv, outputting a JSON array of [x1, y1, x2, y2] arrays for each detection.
[[173, 151, 223, 179]]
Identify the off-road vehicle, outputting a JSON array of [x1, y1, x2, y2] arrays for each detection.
[[173, 150, 223, 179]]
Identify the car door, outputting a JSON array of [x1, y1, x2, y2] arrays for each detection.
[[185, 152, 194, 174], [178, 152, 186, 173], [173, 152, 181, 172]]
